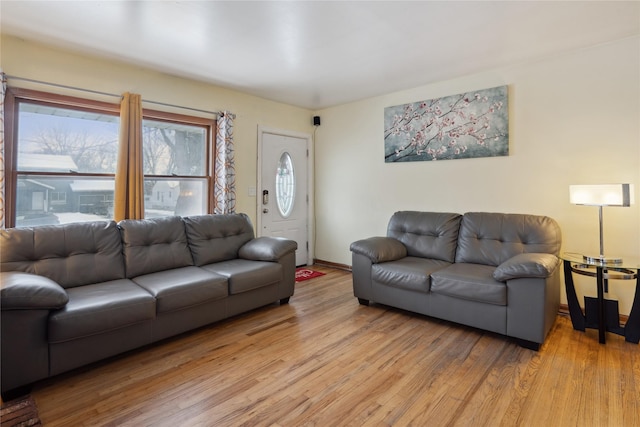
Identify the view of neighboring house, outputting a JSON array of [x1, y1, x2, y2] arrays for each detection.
[[148, 180, 180, 212], [16, 153, 114, 226], [16, 153, 184, 226]]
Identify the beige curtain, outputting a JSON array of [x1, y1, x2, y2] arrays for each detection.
[[114, 92, 144, 221]]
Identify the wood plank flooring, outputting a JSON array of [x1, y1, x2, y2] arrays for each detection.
[[30, 267, 640, 426]]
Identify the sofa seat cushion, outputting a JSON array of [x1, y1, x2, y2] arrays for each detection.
[[48, 279, 155, 343], [132, 266, 228, 314], [201, 260, 281, 295], [372, 257, 451, 293], [430, 263, 506, 305]]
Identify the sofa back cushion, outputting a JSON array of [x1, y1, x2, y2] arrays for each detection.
[[0, 221, 125, 288], [183, 214, 255, 266], [455, 212, 562, 266], [387, 211, 462, 263], [118, 216, 193, 278]]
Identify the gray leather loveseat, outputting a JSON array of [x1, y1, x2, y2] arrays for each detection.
[[0, 213, 297, 399], [350, 211, 562, 350]]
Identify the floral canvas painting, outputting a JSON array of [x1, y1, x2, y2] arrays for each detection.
[[384, 85, 508, 162]]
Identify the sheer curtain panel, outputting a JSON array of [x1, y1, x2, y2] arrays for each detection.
[[214, 112, 236, 214]]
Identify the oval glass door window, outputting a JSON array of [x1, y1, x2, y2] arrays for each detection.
[[275, 152, 295, 217]]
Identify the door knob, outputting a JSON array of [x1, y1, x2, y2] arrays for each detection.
[[263, 208, 269, 213]]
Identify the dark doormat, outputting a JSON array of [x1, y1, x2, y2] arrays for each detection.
[[0, 395, 41, 427]]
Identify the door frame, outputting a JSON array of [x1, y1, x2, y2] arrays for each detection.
[[257, 125, 314, 266]]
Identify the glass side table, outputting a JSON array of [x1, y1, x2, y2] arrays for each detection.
[[562, 252, 640, 344]]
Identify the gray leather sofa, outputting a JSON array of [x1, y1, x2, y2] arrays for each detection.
[[350, 211, 562, 350], [0, 214, 297, 399]]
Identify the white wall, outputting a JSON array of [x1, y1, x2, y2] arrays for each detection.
[[314, 37, 640, 313], [0, 35, 315, 226]]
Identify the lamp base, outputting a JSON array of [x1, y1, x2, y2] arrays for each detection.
[[583, 254, 623, 264]]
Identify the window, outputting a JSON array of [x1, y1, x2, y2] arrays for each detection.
[[141, 110, 213, 218], [275, 151, 295, 217], [4, 88, 215, 227], [5, 89, 120, 227], [50, 192, 67, 205]]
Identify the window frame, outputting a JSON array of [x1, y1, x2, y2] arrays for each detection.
[[141, 108, 216, 215], [4, 88, 120, 228], [4, 88, 217, 227]]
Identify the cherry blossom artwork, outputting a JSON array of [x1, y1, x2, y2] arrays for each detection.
[[384, 85, 508, 162]]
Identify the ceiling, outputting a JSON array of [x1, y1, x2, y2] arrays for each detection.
[[1, 1, 639, 110]]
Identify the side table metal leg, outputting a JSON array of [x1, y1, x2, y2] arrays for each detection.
[[564, 260, 585, 331], [596, 267, 606, 344], [624, 274, 640, 344]]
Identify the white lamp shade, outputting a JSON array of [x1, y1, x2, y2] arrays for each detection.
[[569, 184, 635, 206]]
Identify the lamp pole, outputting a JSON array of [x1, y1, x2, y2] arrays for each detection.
[[598, 205, 604, 259], [583, 205, 622, 265]]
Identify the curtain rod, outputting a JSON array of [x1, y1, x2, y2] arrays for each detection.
[[143, 99, 234, 119], [4, 74, 233, 118], [7, 75, 121, 99]]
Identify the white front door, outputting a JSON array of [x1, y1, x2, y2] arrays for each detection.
[[258, 129, 311, 266]]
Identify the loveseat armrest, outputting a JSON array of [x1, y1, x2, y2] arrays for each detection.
[[1, 272, 69, 310], [350, 237, 407, 264], [493, 253, 560, 282], [239, 237, 298, 262]]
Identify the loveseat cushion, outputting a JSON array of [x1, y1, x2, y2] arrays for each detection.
[[48, 279, 155, 343], [372, 257, 451, 293], [201, 259, 281, 295], [132, 266, 228, 313], [455, 212, 562, 266], [118, 216, 193, 278], [430, 263, 506, 305], [183, 214, 254, 266], [0, 221, 126, 288], [387, 211, 462, 262]]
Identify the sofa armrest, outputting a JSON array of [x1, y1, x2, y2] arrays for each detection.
[[239, 237, 298, 262], [493, 253, 560, 282], [350, 237, 407, 263], [1, 272, 69, 310]]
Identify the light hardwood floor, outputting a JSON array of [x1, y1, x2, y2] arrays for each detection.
[[31, 266, 639, 426]]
